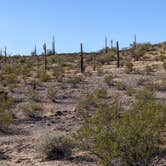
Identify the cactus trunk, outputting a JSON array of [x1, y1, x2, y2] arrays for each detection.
[[43, 43, 47, 72], [116, 41, 120, 68], [80, 43, 84, 73]]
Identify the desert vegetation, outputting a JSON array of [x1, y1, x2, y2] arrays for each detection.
[[0, 40, 166, 166]]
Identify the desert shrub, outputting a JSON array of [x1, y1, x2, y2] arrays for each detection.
[[137, 78, 149, 86], [132, 47, 144, 61], [22, 102, 42, 119], [66, 76, 82, 88], [0, 111, 13, 131], [38, 72, 51, 82], [75, 89, 166, 166], [3, 73, 18, 85], [37, 132, 73, 160], [96, 67, 104, 76], [144, 81, 166, 92], [52, 66, 64, 79], [125, 87, 137, 96], [0, 93, 14, 131], [153, 81, 166, 92], [104, 75, 114, 86], [115, 82, 128, 91], [136, 88, 155, 102], [125, 61, 134, 73], [144, 65, 154, 75], [77, 88, 107, 118], [21, 65, 31, 77], [27, 89, 40, 102], [160, 55, 166, 62], [96, 53, 115, 65], [132, 43, 151, 61], [47, 86, 58, 101], [163, 61, 166, 70]]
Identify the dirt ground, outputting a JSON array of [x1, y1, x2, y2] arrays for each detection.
[[0, 47, 166, 166]]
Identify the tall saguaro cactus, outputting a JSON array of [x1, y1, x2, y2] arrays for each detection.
[[116, 41, 120, 68], [0, 48, 2, 56], [80, 43, 84, 73], [34, 45, 37, 56], [134, 35, 137, 48], [105, 37, 108, 53], [43, 43, 47, 72], [4, 47, 7, 63], [111, 40, 113, 49], [52, 36, 56, 55]]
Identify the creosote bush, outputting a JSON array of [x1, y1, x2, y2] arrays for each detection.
[[125, 60, 134, 73], [0, 93, 14, 131], [37, 72, 51, 82], [77, 88, 107, 118], [37, 132, 73, 160], [47, 86, 58, 101], [163, 61, 166, 70], [22, 102, 42, 119], [104, 75, 114, 86], [66, 76, 83, 88], [75, 89, 166, 166]]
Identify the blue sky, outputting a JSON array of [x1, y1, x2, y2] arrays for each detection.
[[0, 0, 165, 55]]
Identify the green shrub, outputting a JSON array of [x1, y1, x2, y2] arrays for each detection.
[[38, 72, 51, 82], [144, 65, 154, 75], [37, 132, 73, 160], [97, 67, 104, 76], [160, 55, 166, 62], [163, 61, 166, 70], [75, 89, 166, 166], [27, 89, 40, 102], [0, 93, 14, 131], [4, 73, 18, 85], [125, 87, 137, 96], [0, 111, 13, 131], [52, 66, 64, 79], [125, 61, 134, 73], [22, 102, 42, 119], [77, 88, 107, 118], [47, 86, 58, 101], [96, 53, 115, 65], [104, 75, 113, 86], [115, 82, 128, 91], [66, 76, 82, 87]]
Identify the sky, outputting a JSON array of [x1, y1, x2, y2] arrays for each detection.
[[0, 0, 165, 55]]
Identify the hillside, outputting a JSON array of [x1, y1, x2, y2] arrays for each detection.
[[0, 42, 166, 166]]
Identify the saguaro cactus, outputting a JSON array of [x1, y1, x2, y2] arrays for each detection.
[[0, 48, 2, 56], [93, 54, 96, 71], [80, 43, 84, 73], [105, 37, 108, 53], [111, 40, 113, 49], [34, 45, 37, 56], [4, 47, 7, 63], [116, 41, 120, 68], [52, 36, 56, 55], [43, 43, 47, 72], [134, 35, 137, 48]]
